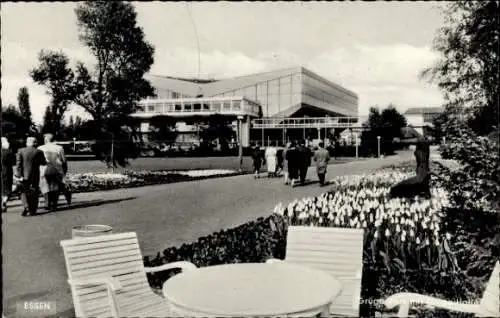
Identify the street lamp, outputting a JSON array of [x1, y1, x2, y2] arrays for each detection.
[[237, 115, 244, 172], [354, 133, 359, 158], [377, 136, 381, 158]]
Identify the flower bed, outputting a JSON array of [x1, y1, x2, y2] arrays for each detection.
[[10, 169, 241, 196], [65, 169, 239, 193], [144, 165, 497, 318]]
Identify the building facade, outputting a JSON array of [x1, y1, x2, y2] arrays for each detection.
[[134, 66, 359, 146], [404, 107, 444, 135]]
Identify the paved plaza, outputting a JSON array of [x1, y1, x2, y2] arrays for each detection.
[[2, 151, 413, 317]]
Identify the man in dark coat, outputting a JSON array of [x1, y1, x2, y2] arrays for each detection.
[[15, 137, 47, 216], [296, 140, 312, 186], [251, 143, 264, 179], [286, 141, 299, 187]]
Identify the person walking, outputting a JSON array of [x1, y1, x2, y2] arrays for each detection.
[[15, 137, 47, 216], [282, 142, 291, 185], [38, 133, 72, 211], [265, 145, 278, 177], [251, 143, 264, 179], [1, 137, 15, 212], [286, 141, 299, 187], [313, 142, 330, 187], [297, 140, 312, 186]]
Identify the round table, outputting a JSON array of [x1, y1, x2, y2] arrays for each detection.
[[163, 262, 342, 317]]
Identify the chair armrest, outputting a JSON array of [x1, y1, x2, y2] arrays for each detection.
[[144, 261, 197, 273], [266, 258, 284, 264], [385, 293, 482, 317], [68, 276, 122, 291]]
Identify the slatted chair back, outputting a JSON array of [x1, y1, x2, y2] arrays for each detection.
[[477, 261, 500, 317], [60, 232, 152, 318], [285, 226, 364, 317]]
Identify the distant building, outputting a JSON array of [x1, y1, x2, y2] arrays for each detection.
[[404, 107, 444, 135], [133, 66, 359, 146]]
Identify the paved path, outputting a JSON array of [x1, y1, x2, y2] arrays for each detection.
[[2, 151, 413, 317]]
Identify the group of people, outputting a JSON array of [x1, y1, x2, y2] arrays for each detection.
[[251, 140, 331, 187], [1, 134, 72, 216]]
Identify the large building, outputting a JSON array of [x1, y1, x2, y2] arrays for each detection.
[[134, 66, 359, 146], [404, 107, 444, 135]]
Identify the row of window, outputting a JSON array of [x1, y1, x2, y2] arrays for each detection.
[[140, 100, 260, 114]]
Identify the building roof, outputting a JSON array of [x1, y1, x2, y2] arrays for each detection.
[[146, 66, 357, 99], [404, 107, 444, 115]]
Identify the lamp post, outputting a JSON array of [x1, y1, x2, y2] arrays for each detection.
[[355, 133, 359, 158], [377, 136, 381, 158], [237, 115, 244, 172]]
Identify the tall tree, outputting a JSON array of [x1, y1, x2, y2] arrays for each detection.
[[421, 1, 499, 136], [42, 106, 58, 135], [30, 50, 76, 137], [17, 87, 34, 133], [1, 105, 29, 152], [73, 1, 155, 167]]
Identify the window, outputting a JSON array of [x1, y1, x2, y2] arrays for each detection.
[[172, 91, 180, 99], [212, 101, 221, 111], [203, 103, 210, 110], [223, 102, 231, 110], [175, 104, 182, 111], [232, 100, 241, 110], [193, 103, 201, 111], [147, 105, 155, 112], [184, 103, 192, 111]]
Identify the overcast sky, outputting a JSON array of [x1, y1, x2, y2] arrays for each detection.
[[1, 2, 446, 124]]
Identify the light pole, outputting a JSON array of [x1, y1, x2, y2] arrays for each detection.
[[355, 133, 359, 158], [237, 115, 244, 172], [377, 136, 381, 158]]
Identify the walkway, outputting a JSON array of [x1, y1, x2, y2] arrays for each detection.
[[2, 151, 413, 317]]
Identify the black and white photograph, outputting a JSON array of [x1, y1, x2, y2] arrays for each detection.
[[1, 1, 499, 317]]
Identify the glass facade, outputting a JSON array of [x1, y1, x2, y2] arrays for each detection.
[[211, 72, 302, 117]]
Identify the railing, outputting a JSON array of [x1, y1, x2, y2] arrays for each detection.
[[133, 96, 261, 118], [252, 116, 366, 129]]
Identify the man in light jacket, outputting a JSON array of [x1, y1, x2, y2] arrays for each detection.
[[313, 142, 330, 187], [38, 133, 72, 211]]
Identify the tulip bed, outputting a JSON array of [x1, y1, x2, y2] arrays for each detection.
[[145, 163, 498, 318]]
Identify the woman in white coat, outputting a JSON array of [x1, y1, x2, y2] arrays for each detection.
[[265, 146, 278, 177]]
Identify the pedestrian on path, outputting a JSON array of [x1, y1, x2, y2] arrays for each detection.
[[265, 145, 278, 177], [39, 133, 72, 211], [1, 137, 15, 212], [282, 142, 291, 185], [15, 137, 46, 216], [313, 142, 330, 187], [251, 143, 264, 179], [286, 141, 299, 187], [297, 140, 312, 186]]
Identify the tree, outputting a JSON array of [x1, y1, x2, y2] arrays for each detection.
[[199, 115, 236, 151], [42, 106, 58, 135], [149, 116, 178, 145], [17, 87, 34, 133], [421, 1, 499, 136], [72, 1, 155, 167], [1, 105, 30, 152], [361, 105, 407, 156], [30, 50, 76, 137]]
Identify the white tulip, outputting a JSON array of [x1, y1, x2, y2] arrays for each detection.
[[416, 237, 421, 244]]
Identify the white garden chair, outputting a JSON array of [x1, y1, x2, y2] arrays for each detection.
[[385, 261, 499, 317], [60, 232, 197, 318], [267, 226, 365, 317]]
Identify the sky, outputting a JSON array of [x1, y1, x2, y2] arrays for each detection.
[[1, 2, 447, 124]]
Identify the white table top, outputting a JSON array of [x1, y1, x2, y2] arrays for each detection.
[[163, 262, 341, 317]]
